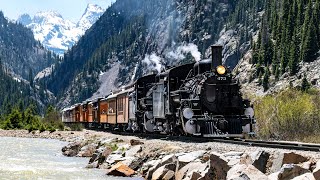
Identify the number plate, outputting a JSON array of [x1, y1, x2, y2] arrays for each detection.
[[217, 77, 227, 81]]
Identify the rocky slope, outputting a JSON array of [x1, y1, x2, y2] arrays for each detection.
[[17, 4, 105, 55]]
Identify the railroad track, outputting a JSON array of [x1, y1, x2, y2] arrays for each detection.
[[93, 128, 320, 152], [206, 138, 320, 152]]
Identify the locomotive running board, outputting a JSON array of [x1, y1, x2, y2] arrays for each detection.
[[202, 134, 244, 138]]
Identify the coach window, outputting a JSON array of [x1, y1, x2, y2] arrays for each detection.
[[108, 100, 116, 114], [118, 97, 124, 114]]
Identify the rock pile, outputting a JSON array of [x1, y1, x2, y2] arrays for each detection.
[[61, 137, 320, 179]]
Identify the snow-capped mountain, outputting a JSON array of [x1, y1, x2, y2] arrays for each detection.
[[77, 4, 105, 31], [17, 4, 105, 55]]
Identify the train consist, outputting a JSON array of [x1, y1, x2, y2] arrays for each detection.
[[62, 45, 255, 138]]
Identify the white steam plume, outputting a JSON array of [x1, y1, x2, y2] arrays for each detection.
[[142, 53, 163, 73], [167, 43, 201, 62]]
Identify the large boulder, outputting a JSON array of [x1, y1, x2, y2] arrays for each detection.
[[61, 141, 83, 157], [270, 152, 309, 173], [269, 164, 310, 180], [125, 145, 142, 157], [209, 152, 231, 179], [152, 163, 176, 180], [177, 151, 206, 168], [313, 160, 320, 179], [227, 164, 268, 180], [175, 162, 208, 180], [146, 154, 177, 179], [77, 143, 97, 157], [107, 162, 135, 177], [240, 150, 270, 173]]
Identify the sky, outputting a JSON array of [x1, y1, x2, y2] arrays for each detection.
[[0, 0, 116, 22]]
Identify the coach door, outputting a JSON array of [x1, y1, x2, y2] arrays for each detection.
[[99, 99, 108, 123]]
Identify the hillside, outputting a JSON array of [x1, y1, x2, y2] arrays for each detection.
[[44, 0, 241, 106], [0, 11, 57, 114], [41, 0, 320, 107], [234, 0, 320, 96], [0, 11, 56, 80]]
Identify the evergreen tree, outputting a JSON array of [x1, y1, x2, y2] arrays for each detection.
[[262, 66, 270, 91], [301, 76, 311, 91]]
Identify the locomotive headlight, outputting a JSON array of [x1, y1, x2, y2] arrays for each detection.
[[183, 108, 194, 119], [216, 65, 226, 75]]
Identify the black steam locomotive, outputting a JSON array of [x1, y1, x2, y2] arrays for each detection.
[[62, 45, 255, 138]]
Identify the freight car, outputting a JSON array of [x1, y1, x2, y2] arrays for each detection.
[[62, 45, 255, 138]]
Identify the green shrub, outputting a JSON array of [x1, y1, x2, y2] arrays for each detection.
[[255, 88, 320, 142], [67, 123, 84, 131]]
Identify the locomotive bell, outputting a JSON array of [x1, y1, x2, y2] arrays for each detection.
[[211, 45, 223, 70]]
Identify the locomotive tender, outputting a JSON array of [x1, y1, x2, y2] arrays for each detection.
[[62, 45, 255, 138]]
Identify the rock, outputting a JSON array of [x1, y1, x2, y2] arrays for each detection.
[[201, 154, 210, 162], [114, 144, 130, 154], [146, 154, 177, 179], [142, 159, 161, 174], [227, 164, 268, 180], [270, 164, 310, 180], [128, 157, 146, 170], [125, 145, 142, 157], [77, 143, 97, 157], [271, 152, 309, 173], [224, 151, 244, 157], [250, 150, 270, 173], [313, 160, 320, 179], [100, 138, 119, 145], [107, 162, 135, 177], [88, 153, 99, 164], [292, 173, 315, 180], [86, 161, 98, 169], [163, 170, 175, 180], [209, 152, 231, 180], [152, 163, 176, 180], [118, 157, 136, 167], [61, 141, 83, 157], [299, 161, 312, 170], [163, 145, 183, 152], [130, 139, 144, 146], [106, 154, 123, 165], [175, 162, 208, 180], [190, 171, 202, 180], [178, 150, 206, 165]]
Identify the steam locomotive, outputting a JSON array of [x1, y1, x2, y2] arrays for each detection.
[[62, 45, 255, 138]]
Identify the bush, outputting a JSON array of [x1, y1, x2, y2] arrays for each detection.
[[67, 123, 84, 131], [255, 88, 320, 142]]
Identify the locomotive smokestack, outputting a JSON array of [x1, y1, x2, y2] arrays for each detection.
[[211, 45, 223, 70]]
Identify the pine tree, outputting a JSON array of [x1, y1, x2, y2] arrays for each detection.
[[301, 76, 311, 91], [288, 33, 299, 75], [262, 66, 270, 91]]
